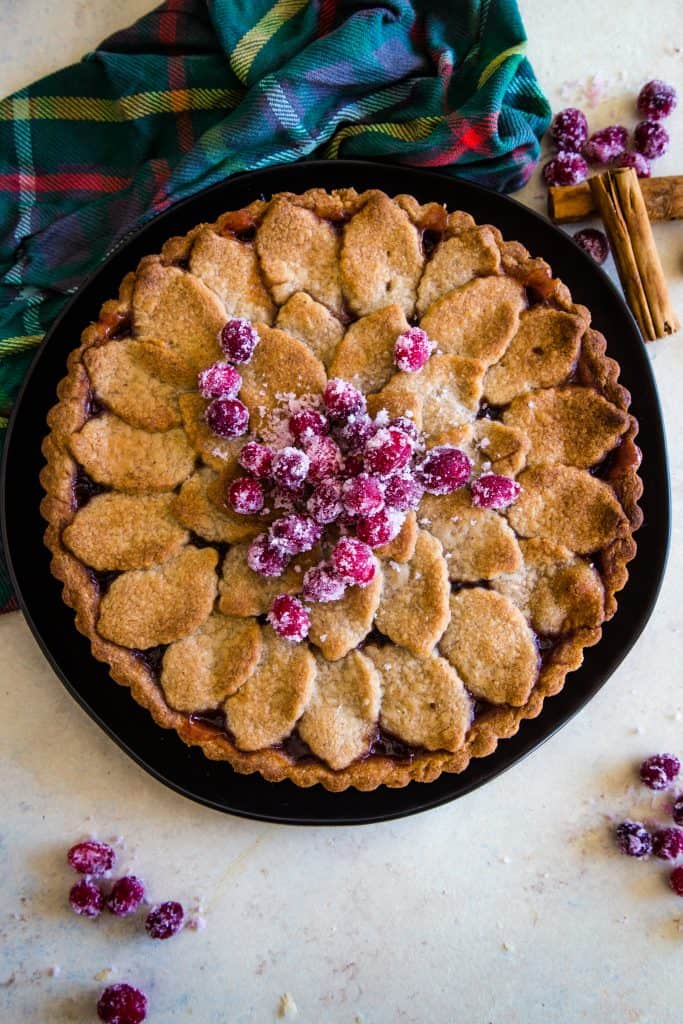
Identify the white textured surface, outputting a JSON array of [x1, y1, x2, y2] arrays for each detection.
[[1, 2, 683, 1021]]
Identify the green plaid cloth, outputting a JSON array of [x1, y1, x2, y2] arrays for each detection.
[[0, 0, 551, 610]]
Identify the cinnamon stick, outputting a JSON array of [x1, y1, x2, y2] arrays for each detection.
[[588, 168, 680, 341], [549, 174, 683, 224]]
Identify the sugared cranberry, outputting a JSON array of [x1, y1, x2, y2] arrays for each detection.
[[238, 440, 274, 478], [384, 473, 423, 511], [471, 473, 521, 510], [331, 537, 376, 586], [97, 983, 148, 1024], [615, 820, 652, 858], [272, 446, 310, 490], [267, 594, 310, 642], [307, 478, 343, 524], [220, 318, 259, 363], [613, 151, 651, 178], [364, 426, 413, 476], [337, 411, 377, 453], [269, 514, 322, 555], [356, 508, 404, 548], [323, 378, 365, 420], [206, 397, 249, 438], [227, 477, 264, 515], [652, 827, 683, 861], [342, 473, 385, 517], [197, 362, 241, 400], [145, 900, 185, 940], [573, 228, 610, 265], [389, 416, 420, 444], [271, 486, 298, 513], [302, 563, 347, 603], [670, 865, 683, 896], [394, 327, 433, 373], [550, 107, 589, 152], [106, 876, 145, 917], [69, 879, 105, 917], [305, 434, 342, 484], [247, 534, 289, 578], [637, 80, 678, 121], [542, 151, 588, 187], [672, 796, 683, 826], [640, 753, 680, 790], [634, 120, 669, 160], [342, 453, 365, 478], [583, 125, 628, 165], [289, 407, 328, 444], [417, 446, 472, 495], [68, 840, 115, 876]]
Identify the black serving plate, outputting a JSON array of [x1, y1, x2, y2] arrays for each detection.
[[1, 161, 670, 825]]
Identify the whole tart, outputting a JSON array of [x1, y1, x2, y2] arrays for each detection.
[[41, 187, 642, 792]]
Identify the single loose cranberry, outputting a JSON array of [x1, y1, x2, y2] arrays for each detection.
[[307, 478, 343, 524], [69, 879, 105, 917], [342, 473, 385, 517], [550, 107, 589, 152], [302, 563, 347, 603], [364, 426, 413, 476], [670, 865, 683, 896], [417, 447, 472, 495], [471, 473, 521, 510], [640, 753, 680, 790], [106, 876, 145, 917], [583, 125, 628, 165], [573, 228, 610, 265], [220, 318, 259, 363], [542, 151, 588, 187], [145, 900, 185, 940], [384, 473, 423, 512], [652, 827, 683, 861], [634, 120, 669, 160], [337, 411, 377, 453], [227, 477, 264, 515], [238, 441, 274, 478], [356, 509, 404, 548], [197, 362, 241, 400], [615, 820, 652, 858], [323, 378, 365, 420], [637, 79, 678, 121], [247, 534, 289, 578], [206, 397, 249, 438], [67, 840, 115, 876], [269, 514, 322, 555], [267, 594, 310, 642], [305, 434, 342, 484], [331, 537, 376, 586], [672, 796, 683, 826], [613, 151, 651, 178], [97, 983, 148, 1024], [394, 327, 433, 373], [289, 408, 329, 444], [271, 446, 310, 490]]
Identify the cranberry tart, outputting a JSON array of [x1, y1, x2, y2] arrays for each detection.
[[41, 188, 642, 791]]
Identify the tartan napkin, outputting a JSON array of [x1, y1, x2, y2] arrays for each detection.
[[0, 0, 551, 611]]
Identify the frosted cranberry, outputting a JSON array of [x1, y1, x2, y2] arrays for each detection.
[[302, 564, 347, 603], [613, 151, 651, 178], [652, 827, 683, 861], [145, 901, 185, 940], [637, 80, 678, 121], [267, 594, 310, 642], [247, 534, 289, 577], [364, 426, 413, 476], [238, 441, 274, 478], [97, 983, 148, 1024], [573, 228, 609, 265], [337, 412, 377, 453], [389, 416, 420, 444], [394, 327, 433, 372], [197, 362, 241, 400], [384, 473, 423, 511], [640, 753, 680, 790], [220, 318, 259, 363], [542, 151, 588, 187], [550, 107, 588, 152], [417, 446, 472, 495], [356, 509, 404, 548], [615, 820, 652, 858], [289, 408, 328, 444], [342, 473, 385, 517], [342, 453, 364, 478], [583, 125, 628, 165], [106, 876, 145, 917], [323, 378, 365, 420], [269, 514, 322, 555], [69, 879, 104, 917], [227, 477, 264, 515], [307, 478, 343, 524], [206, 397, 249, 438], [471, 473, 521, 510], [331, 537, 376, 586], [670, 866, 683, 896], [305, 434, 342, 484], [272, 446, 310, 490], [68, 840, 115, 876], [271, 486, 298, 513], [672, 797, 683, 826], [634, 120, 669, 160]]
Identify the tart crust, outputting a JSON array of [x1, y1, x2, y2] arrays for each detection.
[[41, 187, 643, 792]]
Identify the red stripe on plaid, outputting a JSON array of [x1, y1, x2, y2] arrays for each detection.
[[0, 172, 129, 192], [149, 157, 173, 212], [412, 113, 498, 167], [317, 0, 339, 38], [169, 57, 194, 153], [1, 597, 18, 613]]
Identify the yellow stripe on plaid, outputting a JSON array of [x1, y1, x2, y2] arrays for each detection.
[[0, 335, 42, 356], [0, 415, 8, 429], [0, 88, 239, 123], [230, 0, 309, 82], [324, 116, 443, 159], [477, 44, 526, 89]]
